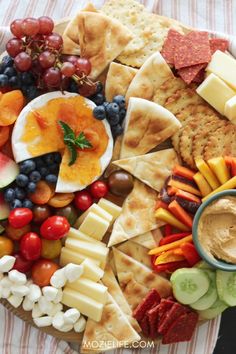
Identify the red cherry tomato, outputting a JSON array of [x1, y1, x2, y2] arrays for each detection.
[[74, 191, 93, 211], [40, 216, 70, 240], [8, 208, 33, 229], [20, 232, 42, 261], [13, 252, 33, 273], [90, 180, 108, 199], [31, 259, 59, 287]]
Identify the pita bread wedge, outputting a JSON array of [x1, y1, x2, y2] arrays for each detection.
[[77, 12, 132, 79], [102, 265, 140, 332], [108, 180, 164, 247], [120, 97, 181, 159], [132, 228, 163, 249], [125, 52, 174, 102], [117, 240, 152, 269], [113, 248, 171, 310], [105, 62, 138, 102], [113, 149, 179, 192], [81, 293, 140, 352]]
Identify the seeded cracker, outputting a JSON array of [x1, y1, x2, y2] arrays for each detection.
[[164, 88, 203, 116]]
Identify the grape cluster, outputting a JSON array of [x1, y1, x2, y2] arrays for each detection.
[[4, 152, 61, 209], [4, 16, 95, 96], [93, 94, 126, 138]]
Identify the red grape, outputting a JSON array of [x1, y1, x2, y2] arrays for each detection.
[[6, 38, 23, 57], [78, 82, 97, 97], [45, 33, 63, 50], [21, 17, 40, 37], [39, 51, 56, 69], [14, 52, 32, 71], [38, 16, 54, 35], [31, 59, 44, 75], [76, 58, 92, 76], [63, 55, 78, 66], [43, 67, 61, 87], [10, 19, 24, 38], [61, 62, 76, 77]]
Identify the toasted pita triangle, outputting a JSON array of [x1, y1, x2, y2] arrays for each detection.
[[113, 248, 171, 310], [113, 148, 179, 191], [117, 240, 151, 269], [102, 265, 140, 332], [120, 97, 181, 158], [132, 228, 163, 249], [108, 180, 164, 247], [105, 62, 137, 102], [125, 52, 174, 102], [81, 292, 140, 352]]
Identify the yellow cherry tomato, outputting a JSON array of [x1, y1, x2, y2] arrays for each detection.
[[0, 235, 14, 257], [41, 239, 62, 259]]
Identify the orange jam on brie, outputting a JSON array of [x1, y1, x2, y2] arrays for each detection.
[[21, 95, 109, 185]]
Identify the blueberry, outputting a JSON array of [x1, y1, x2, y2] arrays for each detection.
[[96, 81, 103, 93], [26, 86, 39, 100], [119, 108, 126, 122], [16, 174, 29, 187], [45, 174, 57, 184], [0, 74, 9, 87], [22, 199, 34, 209], [106, 102, 119, 117], [109, 114, 120, 126], [4, 67, 16, 78], [39, 166, 48, 177], [54, 152, 61, 164], [48, 163, 59, 173], [113, 95, 126, 109], [112, 124, 124, 138], [35, 157, 44, 169], [27, 182, 37, 193], [2, 55, 14, 67], [29, 170, 41, 183], [21, 72, 34, 85], [91, 93, 105, 105], [43, 153, 55, 164], [4, 188, 16, 202], [14, 187, 26, 200], [10, 199, 22, 209], [93, 105, 106, 120], [20, 159, 36, 174], [103, 101, 109, 109], [68, 80, 78, 93], [9, 76, 20, 88]]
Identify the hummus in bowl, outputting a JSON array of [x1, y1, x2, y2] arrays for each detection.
[[193, 189, 236, 271]]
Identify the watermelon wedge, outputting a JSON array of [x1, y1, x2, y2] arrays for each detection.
[[0, 152, 19, 189]]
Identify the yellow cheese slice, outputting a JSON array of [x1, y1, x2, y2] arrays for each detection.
[[207, 50, 236, 90], [59, 247, 100, 267], [62, 287, 104, 322], [68, 228, 107, 247], [196, 73, 235, 115], [67, 277, 108, 304], [78, 212, 110, 240], [76, 203, 113, 225], [98, 198, 122, 222], [65, 238, 109, 264], [82, 259, 104, 282], [224, 95, 236, 123]]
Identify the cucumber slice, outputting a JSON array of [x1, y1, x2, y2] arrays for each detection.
[[216, 270, 236, 306], [198, 298, 228, 320], [195, 260, 214, 270], [190, 270, 218, 310], [170, 268, 210, 305]]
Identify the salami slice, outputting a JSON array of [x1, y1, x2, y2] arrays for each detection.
[[161, 29, 184, 65], [158, 302, 188, 335], [178, 63, 207, 84], [157, 298, 175, 324], [162, 312, 199, 344], [209, 38, 229, 54], [133, 289, 160, 321], [139, 314, 150, 337], [147, 303, 160, 339], [174, 31, 211, 69]]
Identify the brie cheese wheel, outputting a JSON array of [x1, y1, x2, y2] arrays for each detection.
[[12, 91, 113, 193]]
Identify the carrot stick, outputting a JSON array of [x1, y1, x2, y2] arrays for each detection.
[[168, 200, 193, 229], [172, 165, 196, 180]]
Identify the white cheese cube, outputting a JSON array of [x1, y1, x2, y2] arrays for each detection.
[[52, 311, 65, 330], [0, 256, 16, 272], [207, 50, 236, 89], [81, 259, 104, 282], [196, 73, 235, 115], [79, 212, 110, 241], [48, 303, 63, 316], [38, 296, 53, 315], [53, 288, 63, 304], [58, 323, 74, 332], [27, 284, 42, 302], [22, 297, 34, 311], [65, 238, 109, 264], [33, 316, 52, 327], [63, 308, 80, 324], [224, 95, 236, 123], [11, 285, 29, 297], [0, 276, 13, 288], [42, 286, 59, 302], [8, 270, 27, 285], [64, 263, 84, 283], [98, 198, 122, 222], [74, 316, 86, 333], [50, 268, 67, 288], [60, 247, 100, 267], [8, 295, 23, 308], [76, 203, 113, 225], [32, 303, 43, 319], [68, 228, 107, 247], [68, 277, 108, 304], [1, 287, 11, 299]]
